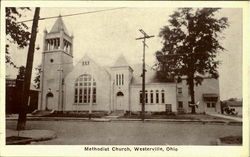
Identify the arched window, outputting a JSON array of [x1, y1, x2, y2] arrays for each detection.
[[47, 92, 54, 97], [119, 74, 121, 85], [116, 74, 118, 85], [74, 74, 96, 104], [145, 90, 148, 104], [161, 90, 165, 103], [117, 91, 124, 96], [150, 90, 154, 104], [156, 90, 159, 104], [122, 74, 124, 85], [139, 90, 142, 104]]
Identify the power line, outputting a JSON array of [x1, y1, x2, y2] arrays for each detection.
[[17, 7, 126, 23]]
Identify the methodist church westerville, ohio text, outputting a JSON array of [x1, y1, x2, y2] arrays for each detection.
[[84, 146, 178, 152]]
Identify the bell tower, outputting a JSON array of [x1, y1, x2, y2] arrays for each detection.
[[39, 15, 73, 111]]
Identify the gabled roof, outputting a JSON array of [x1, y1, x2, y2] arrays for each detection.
[[49, 15, 69, 35], [113, 54, 129, 67], [130, 63, 163, 84], [70, 53, 111, 77]]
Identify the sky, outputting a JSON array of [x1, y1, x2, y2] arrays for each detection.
[[5, 7, 242, 100]]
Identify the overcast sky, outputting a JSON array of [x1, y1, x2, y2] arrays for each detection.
[[6, 7, 242, 100]]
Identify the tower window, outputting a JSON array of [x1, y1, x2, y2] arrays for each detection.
[[116, 74, 123, 86], [118, 74, 121, 85], [63, 39, 71, 54], [46, 38, 60, 51], [50, 59, 54, 63], [116, 74, 118, 85], [122, 74, 124, 85]]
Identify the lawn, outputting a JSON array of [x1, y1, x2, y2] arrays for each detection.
[[40, 111, 230, 121], [220, 136, 242, 145], [43, 111, 108, 118], [120, 113, 229, 121]]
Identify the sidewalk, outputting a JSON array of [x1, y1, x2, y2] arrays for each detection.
[[206, 113, 242, 122], [6, 116, 242, 125], [6, 116, 111, 122], [6, 129, 57, 144]]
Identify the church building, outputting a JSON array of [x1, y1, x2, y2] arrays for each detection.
[[38, 16, 221, 114]]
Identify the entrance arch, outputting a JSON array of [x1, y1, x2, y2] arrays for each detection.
[[46, 92, 55, 110], [116, 91, 124, 110]]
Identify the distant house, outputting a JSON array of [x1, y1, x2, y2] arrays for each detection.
[[6, 78, 16, 87], [6, 77, 39, 114], [222, 99, 242, 115]]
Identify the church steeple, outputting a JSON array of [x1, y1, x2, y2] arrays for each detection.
[[43, 15, 73, 56], [49, 15, 69, 35], [113, 54, 130, 67]]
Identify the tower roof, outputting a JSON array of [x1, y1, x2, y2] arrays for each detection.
[[113, 54, 130, 67], [49, 15, 69, 35]]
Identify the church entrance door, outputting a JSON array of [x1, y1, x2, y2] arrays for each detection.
[[46, 92, 55, 110], [116, 92, 124, 111], [47, 97, 55, 110]]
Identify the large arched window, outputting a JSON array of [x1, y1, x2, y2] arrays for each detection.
[[74, 74, 96, 104]]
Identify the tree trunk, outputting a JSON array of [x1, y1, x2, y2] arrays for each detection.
[[188, 75, 196, 114], [16, 106, 27, 130]]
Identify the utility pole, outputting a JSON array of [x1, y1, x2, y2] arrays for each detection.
[[88, 75, 93, 120], [57, 67, 63, 112], [136, 29, 154, 121], [17, 8, 40, 130], [89, 67, 94, 120]]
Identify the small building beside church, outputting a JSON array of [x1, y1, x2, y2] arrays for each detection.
[[6, 77, 39, 114], [38, 16, 221, 114]]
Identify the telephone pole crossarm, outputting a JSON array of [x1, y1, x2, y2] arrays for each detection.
[[135, 35, 155, 40]]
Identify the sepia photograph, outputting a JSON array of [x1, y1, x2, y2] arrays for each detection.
[[1, 1, 249, 157]]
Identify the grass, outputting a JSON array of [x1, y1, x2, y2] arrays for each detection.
[[120, 113, 229, 121], [40, 111, 230, 121], [43, 111, 108, 118], [121, 114, 195, 119], [6, 136, 33, 145]]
